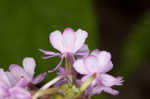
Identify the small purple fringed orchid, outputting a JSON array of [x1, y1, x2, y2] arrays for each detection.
[[9, 57, 47, 86], [0, 69, 32, 99], [0, 27, 124, 99], [39, 28, 89, 72], [73, 50, 124, 98]]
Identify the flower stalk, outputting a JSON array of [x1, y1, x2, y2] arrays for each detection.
[[65, 54, 73, 86], [80, 73, 96, 92]]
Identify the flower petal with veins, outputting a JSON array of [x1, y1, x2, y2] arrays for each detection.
[[23, 57, 36, 77], [50, 30, 64, 53]]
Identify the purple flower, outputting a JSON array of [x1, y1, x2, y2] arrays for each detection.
[[39, 28, 89, 72], [73, 50, 123, 97], [9, 57, 46, 86], [50, 28, 88, 54], [73, 50, 113, 75], [0, 69, 32, 99]]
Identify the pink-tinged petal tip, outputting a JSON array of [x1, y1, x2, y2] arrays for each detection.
[[23, 57, 36, 77], [64, 28, 74, 33]]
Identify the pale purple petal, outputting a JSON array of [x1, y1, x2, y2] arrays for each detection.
[[50, 30, 64, 53], [32, 72, 47, 85], [15, 78, 28, 88], [97, 51, 113, 73], [0, 79, 10, 97], [91, 86, 103, 95], [23, 57, 36, 77], [62, 28, 75, 52], [101, 74, 123, 87], [98, 61, 113, 73], [84, 55, 99, 73], [0, 69, 11, 97], [9, 64, 31, 82], [49, 28, 88, 54], [5, 72, 17, 86], [76, 44, 89, 58], [97, 51, 111, 66], [9, 87, 32, 99], [103, 87, 119, 95], [0, 85, 9, 98], [73, 59, 89, 75], [0, 69, 11, 88], [74, 29, 88, 53]]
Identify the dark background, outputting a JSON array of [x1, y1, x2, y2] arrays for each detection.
[[0, 0, 150, 99]]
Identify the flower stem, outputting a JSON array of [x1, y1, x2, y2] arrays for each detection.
[[80, 73, 96, 92], [65, 54, 73, 86]]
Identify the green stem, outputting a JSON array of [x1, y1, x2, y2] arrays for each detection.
[[80, 73, 96, 92]]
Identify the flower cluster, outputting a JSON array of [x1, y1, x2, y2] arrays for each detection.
[[0, 58, 46, 99], [0, 28, 123, 99]]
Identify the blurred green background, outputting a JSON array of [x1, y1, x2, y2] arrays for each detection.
[[0, 0, 150, 99], [0, 0, 98, 82]]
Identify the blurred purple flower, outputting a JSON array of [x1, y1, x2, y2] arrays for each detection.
[[73, 50, 123, 97], [9, 57, 46, 86], [0, 69, 32, 99], [39, 28, 89, 72]]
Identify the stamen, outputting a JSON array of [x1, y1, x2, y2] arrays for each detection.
[[48, 57, 64, 73], [41, 76, 63, 90]]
